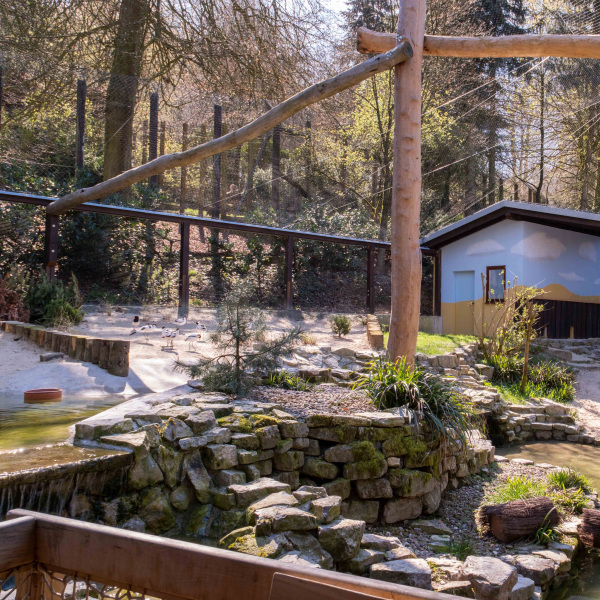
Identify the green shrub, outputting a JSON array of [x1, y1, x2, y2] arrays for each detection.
[[549, 486, 588, 515], [331, 315, 352, 337], [24, 272, 83, 328], [445, 538, 473, 561], [547, 467, 592, 494], [487, 476, 546, 504], [266, 370, 313, 391], [353, 357, 479, 445]]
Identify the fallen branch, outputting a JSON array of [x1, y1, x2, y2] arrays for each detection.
[[47, 42, 413, 216], [357, 27, 600, 58]]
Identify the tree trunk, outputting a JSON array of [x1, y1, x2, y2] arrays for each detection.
[[465, 133, 476, 215], [535, 66, 545, 204], [388, 0, 426, 364], [103, 0, 149, 181]]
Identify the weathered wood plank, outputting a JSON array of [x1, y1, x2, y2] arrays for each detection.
[[357, 28, 600, 58], [0, 516, 36, 570]]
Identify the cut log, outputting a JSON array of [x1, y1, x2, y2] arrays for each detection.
[[84, 338, 93, 363], [43, 331, 53, 351], [59, 334, 70, 356], [51, 332, 62, 353], [479, 497, 559, 543], [107, 340, 130, 377], [91, 339, 102, 364], [45, 44, 413, 215], [75, 336, 87, 361], [98, 340, 111, 370], [579, 508, 600, 547], [357, 28, 600, 58]]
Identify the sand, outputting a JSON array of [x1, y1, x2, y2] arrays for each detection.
[[572, 368, 600, 435]]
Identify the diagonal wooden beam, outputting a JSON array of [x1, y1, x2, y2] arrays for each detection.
[[357, 27, 600, 58], [46, 42, 413, 215]]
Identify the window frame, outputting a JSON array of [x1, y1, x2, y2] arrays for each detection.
[[486, 265, 506, 304]]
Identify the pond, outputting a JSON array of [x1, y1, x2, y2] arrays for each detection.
[[0, 392, 129, 452], [499, 441, 600, 599]]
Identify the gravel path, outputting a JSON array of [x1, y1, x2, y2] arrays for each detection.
[[573, 368, 600, 436]]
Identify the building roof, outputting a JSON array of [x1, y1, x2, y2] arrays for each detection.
[[420, 200, 600, 249]]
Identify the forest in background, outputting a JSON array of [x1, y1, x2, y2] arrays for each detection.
[[1, 0, 600, 312]]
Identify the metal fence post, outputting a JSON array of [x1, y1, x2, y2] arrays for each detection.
[[285, 235, 294, 311], [367, 245, 375, 314], [178, 222, 190, 317]]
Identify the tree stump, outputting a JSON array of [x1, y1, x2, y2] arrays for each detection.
[[479, 497, 559, 543], [84, 338, 94, 363], [91, 339, 102, 364], [98, 340, 111, 369], [108, 340, 130, 377], [579, 508, 600, 547]]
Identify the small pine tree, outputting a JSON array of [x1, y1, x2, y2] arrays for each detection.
[[331, 315, 352, 338], [177, 281, 301, 394]]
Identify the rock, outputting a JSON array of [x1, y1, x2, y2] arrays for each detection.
[[510, 576, 535, 600], [385, 546, 417, 560], [183, 451, 213, 503], [213, 469, 246, 487], [311, 496, 342, 524], [341, 499, 380, 524], [285, 531, 334, 569], [256, 425, 281, 449], [548, 541, 575, 559], [293, 485, 327, 503], [292, 437, 310, 450], [429, 534, 450, 553], [155, 444, 183, 488], [139, 488, 175, 534], [343, 454, 387, 480], [228, 478, 291, 508], [318, 518, 365, 561], [459, 556, 518, 600], [546, 347, 572, 361], [436, 581, 475, 598], [202, 444, 239, 470], [324, 444, 356, 463], [178, 436, 209, 451], [356, 478, 393, 499], [237, 449, 275, 465], [323, 478, 351, 499], [475, 364, 494, 379], [122, 516, 146, 532], [40, 352, 64, 362], [213, 491, 237, 510], [277, 552, 321, 568], [422, 484, 443, 514], [273, 450, 304, 471], [255, 506, 318, 535], [382, 498, 423, 524], [218, 525, 255, 549], [231, 433, 261, 450], [246, 492, 299, 524], [273, 471, 300, 490], [196, 403, 233, 418], [370, 559, 432, 589], [204, 427, 232, 444], [185, 411, 218, 434], [341, 548, 386, 575], [185, 504, 213, 537], [101, 431, 150, 459], [128, 454, 164, 490], [388, 468, 436, 497], [302, 457, 339, 480], [279, 421, 309, 438], [161, 418, 194, 442], [308, 426, 357, 444], [169, 485, 193, 511], [532, 550, 571, 574], [361, 533, 400, 551], [229, 533, 291, 559], [413, 519, 452, 535], [274, 439, 294, 454], [206, 508, 246, 539], [514, 555, 556, 586]]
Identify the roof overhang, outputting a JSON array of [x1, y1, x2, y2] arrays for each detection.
[[420, 201, 600, 249]]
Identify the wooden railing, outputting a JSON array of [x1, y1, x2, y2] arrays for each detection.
[[1, 511, 454, 600]]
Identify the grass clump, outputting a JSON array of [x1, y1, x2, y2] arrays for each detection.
[[353, 357, 479, 447], [445, 538, 474, 561], [265, 370, 313, 391], [487, 476, 546, 504], [383, 332, 477, 356], [547, 467, 591, 493]]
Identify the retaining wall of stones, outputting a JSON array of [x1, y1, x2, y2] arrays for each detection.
[[0, 320, 130, 377], [70, 392, 494, 539]]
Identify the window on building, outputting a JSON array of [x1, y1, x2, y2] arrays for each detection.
[[486, 266, 506, 302]]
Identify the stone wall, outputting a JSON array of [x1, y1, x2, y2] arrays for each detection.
[[1, 321, 130, 377], [73, 392, 494, 538]]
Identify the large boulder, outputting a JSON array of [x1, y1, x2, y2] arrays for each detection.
[[361, 533, 401, 551], [514, 555, 555, 586], [382, 498, 423, 523], [510, 576, 535, 600], [228, 478, 291, 507], [302, 457, 339, 480], [388, 468, 436, 497], [155, 445, 183, 488], [370, 559, 432, 589], [139, 487, 175, 534], [459, 556, 518, 600], [202, 444, 239, 470], [285, 531, 334, 569], [341, 548, 386, 575], [255, 506, 317, 535], [183, 451, 213, 503], [129, 455, 164, 490], [356, 478, 393, 499], [185, 411, 218, 434], [310, 496, 342, 524], [318, 518, 365, 561], [229, 533, 291, 558], [246, 492, 299, 524]]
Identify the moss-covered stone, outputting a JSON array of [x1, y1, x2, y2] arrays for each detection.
[[139, 487, 176, 534], [185, 503, 213, 537], [250, 414, 280, 428], [388, 468, 436, 497], [301, 457, 339, 480], [229, 533, 291, 558], [206, 508, 246, 539], [343, 442, 387, 480], [357, 426, 406, 443], [382, 434, 427, 458], [218, 415, 253, 433]]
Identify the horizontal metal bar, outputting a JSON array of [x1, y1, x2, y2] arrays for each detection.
[[0, 189, 435, 253]]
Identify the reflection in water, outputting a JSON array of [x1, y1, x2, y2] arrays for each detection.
[[499, 442, 600, 600], [0, 392, 128, 451]]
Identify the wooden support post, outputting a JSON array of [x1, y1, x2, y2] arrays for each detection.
[[158, 121, 166, 188], [388, 0, 427, 363], [178, 222, 190, 317], [213, 104, 222, 219], [272, 123, 281, 219], [305, 118, 312, 198], [149, 91, 159, 189], [142, 119, 148, 165], [180, 122, 188, 214], [285, 235, 294, 311], [76, 78, 86, 171], [367, 245, 375, 314], [433, 250, 441, 317], [44, 214, 59, 281], [0, 65, 4, 131]]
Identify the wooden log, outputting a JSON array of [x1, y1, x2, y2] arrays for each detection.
[[51, 332, 62, 353], [91, 339, 102, 364], [98, 340, 111, 369], [357, 27, 600, 58], [35, 328, 45, 347], [75, 336, 87, 361], [59, 334, 70, 356], [579, 508, 600, 547], [107, 340, 130, 377], [84, 338, 94, 363], [479, 497, 559, 543], [68, 336, 78, 358], [387, 0, 426, 364], [44, 331, 53, 351], [45, 44, 413, 215]]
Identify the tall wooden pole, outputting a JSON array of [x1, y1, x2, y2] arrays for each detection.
[[388, 0, 427, 364], [180, 122, 188, 214], [76, 78, 87, 172]]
